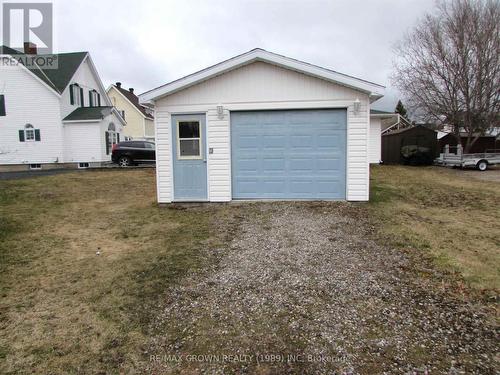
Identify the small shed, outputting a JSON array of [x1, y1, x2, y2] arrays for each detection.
[[382, 125, 437, 165]]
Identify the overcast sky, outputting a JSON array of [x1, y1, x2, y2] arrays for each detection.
[[54, 0, 436, 111]]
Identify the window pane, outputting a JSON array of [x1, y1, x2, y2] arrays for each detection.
[[179, 139, 200, 156], [179, 121, 200, 138], [26, 130, 34, 140]]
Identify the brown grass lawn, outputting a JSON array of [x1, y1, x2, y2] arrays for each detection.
[[0, 169, 237, 374], [0, 166, 498, 373], [369, 165, 500, 292]]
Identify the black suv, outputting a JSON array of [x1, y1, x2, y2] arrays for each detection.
[[112, 141, 156, 167]]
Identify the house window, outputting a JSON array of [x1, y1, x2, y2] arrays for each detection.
[[78, 162, 90, 169], [19, 124, 41, 142], [25, 124, 35, 141], [119, 110, 125, 120], [70, 84, 83, 106], [89, 90, 100, 107], [0, 94, 5, 116], [29, 163, 41, 170], [105, 122, 119, 155], [177, 121, 201, 159]]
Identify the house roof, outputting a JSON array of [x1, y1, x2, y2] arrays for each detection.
[[440, 132, 496, 138], [140, 48, 385, 103], [384, 125, 436, 136], [370, 109, 393, 115], [110, 84, 154, 119], [62, 106, 115, 122], [1, 46, 88, 94]]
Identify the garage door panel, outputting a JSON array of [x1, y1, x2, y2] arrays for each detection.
[[231, 109, 346, 199]]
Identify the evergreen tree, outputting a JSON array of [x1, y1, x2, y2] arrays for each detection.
[[394, 100, 408, 119]]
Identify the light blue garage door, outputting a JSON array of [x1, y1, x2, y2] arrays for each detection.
[[231, 109, 347, 199]]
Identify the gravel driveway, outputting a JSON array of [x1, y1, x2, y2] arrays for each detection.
[[143, 202, 498, 374]]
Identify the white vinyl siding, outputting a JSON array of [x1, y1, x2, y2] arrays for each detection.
[[369, 117, 382, 164], [154, 61, 371, 202], [155, 110, 173, 203], [63, 123, 102, 162], [207, 108, 231, 201], [0, 61, 62, 165]]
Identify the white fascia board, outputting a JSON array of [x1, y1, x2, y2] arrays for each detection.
[[139, 49, 385, 103], [63, 119, 100, 124], [83, 54, 113, 106], [110, 107, 127, 125]]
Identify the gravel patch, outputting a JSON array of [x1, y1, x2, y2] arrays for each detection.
[[142, 202, 498, 374]]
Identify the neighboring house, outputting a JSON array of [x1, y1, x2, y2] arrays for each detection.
[[140, 48, 386, 203], [0, 44, 125, 172], [107, 82, 155, 141]]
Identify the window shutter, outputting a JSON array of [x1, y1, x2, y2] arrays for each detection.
[[97, 93, 101, 107], [35, 129, 41, 141], [80, 88, 84, 107], [69, 85, 74, 105], [89, 91, 93, 107], [0, 95, 5, 116], [117, 133, 120, 143], [105, 131, 110, 155], [19, 130, 25, 142]]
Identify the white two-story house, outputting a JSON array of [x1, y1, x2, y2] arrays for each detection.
[[0, 44, 126, 171]]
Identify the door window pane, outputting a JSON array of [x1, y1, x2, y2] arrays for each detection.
[[179, 139, 200, 156], [179, 122, 200, 138]]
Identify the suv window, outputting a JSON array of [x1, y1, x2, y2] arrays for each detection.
[[122, 141, 145, 148], [144, 142, 155, 149]]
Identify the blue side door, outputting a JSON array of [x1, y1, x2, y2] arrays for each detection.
[[231, 109, 347, 199], [172, 114, 208, 201]]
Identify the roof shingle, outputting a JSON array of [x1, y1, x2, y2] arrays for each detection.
[[62, 106, 113, 121], [1, 46, 87, 94]]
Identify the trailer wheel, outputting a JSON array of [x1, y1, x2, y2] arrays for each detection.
[[476, 160, 488, 171]]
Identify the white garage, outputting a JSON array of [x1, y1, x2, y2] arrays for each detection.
[[139, 49, 385, 202]]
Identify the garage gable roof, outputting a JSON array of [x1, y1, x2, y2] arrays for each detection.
[[140, 48, 385, 103]]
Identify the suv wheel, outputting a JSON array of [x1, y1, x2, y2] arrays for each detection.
[[118, 156, 132, 167]]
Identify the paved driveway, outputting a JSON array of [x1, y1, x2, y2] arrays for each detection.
[[143, 202, 497, 374]]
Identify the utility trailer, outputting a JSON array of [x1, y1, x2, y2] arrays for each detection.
[[436, 145, 500, 171]]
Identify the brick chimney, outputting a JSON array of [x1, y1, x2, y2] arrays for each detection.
[[128, 88, 134, 94], [115, 82, 121, 88], [24, 42, 37, 54]]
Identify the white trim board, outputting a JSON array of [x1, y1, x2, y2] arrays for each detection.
[[140, 49, 385, 103]]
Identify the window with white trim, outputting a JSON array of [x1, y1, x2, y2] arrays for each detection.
[[105, 122, 119, 155], [70, 84, 82, 106], [78, 162, 90, 169], [29, 163, 41, 170], [177, 121, 201, 159], [89, 90, 100, 107], [25, 124, 35, 141]]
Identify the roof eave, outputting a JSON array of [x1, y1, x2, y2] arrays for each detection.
[[139, 49, 385, 103]]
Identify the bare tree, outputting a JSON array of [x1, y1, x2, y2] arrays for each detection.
[[392, 0, 500, 153]]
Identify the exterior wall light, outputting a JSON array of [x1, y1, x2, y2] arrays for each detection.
[[353, 98, 361, 115], [217, 105, 224, 119]]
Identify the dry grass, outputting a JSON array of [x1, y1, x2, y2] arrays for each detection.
[[369, 165, 500, 292], [0, 169, 229, 374], [1, 166, 498, 373]]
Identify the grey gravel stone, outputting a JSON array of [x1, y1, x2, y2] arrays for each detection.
[[141, 202, 498, 374]]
